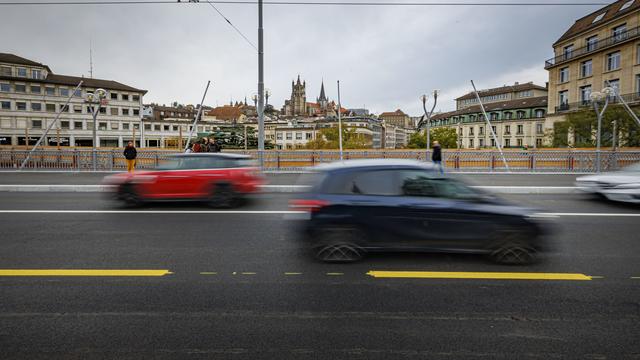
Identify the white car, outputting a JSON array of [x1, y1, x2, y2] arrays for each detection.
[[575, 162, 640, 203]]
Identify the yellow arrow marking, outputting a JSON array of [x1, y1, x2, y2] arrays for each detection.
[[0, 269, 171, 277], [366, 271, 592, 281]]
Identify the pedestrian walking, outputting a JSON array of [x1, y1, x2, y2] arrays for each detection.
[[210, 138, 222, 152], [192, 141, 202, 153], [123, 141, 137, 173], [203, 138, 210, 152], [432, 140, 444, 174]]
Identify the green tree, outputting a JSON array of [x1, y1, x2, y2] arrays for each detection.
[[305, 127, 370, 149], [552, 105, 640, 148], [408, 127, 458, 149]]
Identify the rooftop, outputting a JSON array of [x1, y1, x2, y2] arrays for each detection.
[[455, 83, 547, 101], [433, 96, 548, 120]]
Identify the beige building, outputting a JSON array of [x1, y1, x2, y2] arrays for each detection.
[[0, 53, 146, 147], [379, 109, 413, 129], [431, 82, 552, 149], [546, 0, 640, 120]]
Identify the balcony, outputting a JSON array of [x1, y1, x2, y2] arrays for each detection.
[[545, 26, 640, 69], [554, 92, 640, 113]]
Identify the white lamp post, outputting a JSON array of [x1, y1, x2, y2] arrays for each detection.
[[85, 88, 107, 171], [589, 86, 614, 172]]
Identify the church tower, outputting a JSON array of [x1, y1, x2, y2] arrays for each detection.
[[317, 80, 328, 111], [290, 75, 307, 116]]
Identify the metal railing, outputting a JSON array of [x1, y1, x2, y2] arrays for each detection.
[[545, 26, 640, 69], [555, 92, 640, 113], [1, 148, 639, 173]]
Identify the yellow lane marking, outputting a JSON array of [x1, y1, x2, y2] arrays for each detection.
[[0, 269, 171, 277], [326, 272, 344, 276], [366, 271, 592, 281], [284, 272, 302, 275], [200, 272, 218, 275], [241, 272, 256, 275], [631, 277, 640, 279]]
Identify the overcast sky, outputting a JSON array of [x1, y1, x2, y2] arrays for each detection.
[[0, 1, 603, 115]]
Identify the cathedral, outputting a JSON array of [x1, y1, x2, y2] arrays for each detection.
[[282, 75, 343, 117]]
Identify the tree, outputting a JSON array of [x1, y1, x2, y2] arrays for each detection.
[[408, 127, 458, 149], [305, 127, 370, 149], [552, 105, 640, 148]]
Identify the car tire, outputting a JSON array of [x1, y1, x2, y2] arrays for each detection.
[[313, 228, 365, 263], [209, 183, 239, 208], [119, 183, 142, 208], [489, 241, 537, 265]]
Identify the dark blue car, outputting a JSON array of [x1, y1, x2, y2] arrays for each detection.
[[290, 159, 553, 264]]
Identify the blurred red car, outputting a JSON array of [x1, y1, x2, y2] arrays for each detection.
[[103, 153, 264, 207]]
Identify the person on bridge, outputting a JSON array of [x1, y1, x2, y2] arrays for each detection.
[[123, 141, 137, 173], [209, 138, 222, 152], [432, 140, 444, 174]]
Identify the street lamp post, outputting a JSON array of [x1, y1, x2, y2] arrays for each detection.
[[85, 88, 107, 171], [418, 90, 439, 162], [589, 87, 613, 172]]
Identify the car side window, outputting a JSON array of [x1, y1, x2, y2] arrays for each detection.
[[399, 170, 437, 197], [347, 170, 400, 196], [399, 171, 479, 200]]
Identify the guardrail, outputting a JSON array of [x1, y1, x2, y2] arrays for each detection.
[[2, 149, 639, 173]]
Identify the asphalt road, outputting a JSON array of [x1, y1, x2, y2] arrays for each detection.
[[0, 171, 583, 186], [1, 193, 639, 359]]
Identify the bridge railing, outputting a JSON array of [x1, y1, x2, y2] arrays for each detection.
[[1, 148, 639, 173]]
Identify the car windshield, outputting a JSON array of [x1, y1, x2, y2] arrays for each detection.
[[156, 156, 254, 170]]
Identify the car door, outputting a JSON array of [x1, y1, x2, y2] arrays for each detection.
[[155, 157, 202, 198]]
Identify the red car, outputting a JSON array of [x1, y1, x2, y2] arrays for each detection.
[[103, 153, 264, 207]]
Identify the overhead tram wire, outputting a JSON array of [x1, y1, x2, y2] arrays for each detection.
[[204, 0, 257, 51], [0, 1, 612, 6]]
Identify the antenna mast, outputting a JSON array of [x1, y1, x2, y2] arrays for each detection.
[[89, 40, 93, 79]]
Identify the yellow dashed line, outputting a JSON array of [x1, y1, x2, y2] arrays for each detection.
[[200, 272, 217, 275], [284, 272, 302, 276], [241, 272, 257, 275], [326, 272, 344, 276], [366, 271, 593, 281], [0, 269, 171, 277]]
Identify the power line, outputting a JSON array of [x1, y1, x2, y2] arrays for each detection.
[[0, 1, 610, 6], [204, 0, 257, 51]]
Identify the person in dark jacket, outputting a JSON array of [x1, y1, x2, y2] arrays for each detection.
[[123, 141, 137, 173], [431, 140, 444, 174], [209, 138, 222, 152]]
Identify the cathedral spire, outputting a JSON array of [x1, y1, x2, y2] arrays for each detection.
[[318, 79, 327, 102], [296, 74, 301, 85]]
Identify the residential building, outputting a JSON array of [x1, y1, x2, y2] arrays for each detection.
[[379, 109, 413, 129], [206, 104, 247, 124], [0, 53, 146, 147], [431, 82, 551, 149], [141, 104, 223, 148], [545, 0, 640, 139]]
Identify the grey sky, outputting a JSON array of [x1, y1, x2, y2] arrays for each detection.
[[0, 1, 603, 115]]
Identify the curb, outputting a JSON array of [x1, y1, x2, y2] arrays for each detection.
[[0, 184, 579, 194]]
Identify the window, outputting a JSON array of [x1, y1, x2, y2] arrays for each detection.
[[111, 122, 119, 130], [563, 45, 574, 60], [99, 122, 108, 130], [73, 105, 82, 114], [517, 138, 523, 147], [517, 111, 526, 119], [638, 44, 640, 64], [335, 170, 400, 196], [122, 108, 130, 116], [505, 138, 511, 147], [469, 127, 474, 135], [296, 132, 303, 140], [277, 133, 283, 140], [286, 132, 292, 140], [164, 125, 170, 131], [132, 95, 140, 102], [45, 86, 55, 96], [636, 74, 640, 94], [144, 124, 151, 130], [31, 103, 42, 111], [536, 138, 543, 148], [620, 0, 634, 11], [536, 123, 543, 134], [110, 108, 119, 116], [123, 123, 130, 130], [31, 120, 42, 129], [580, 85, 592, 103], [99, 107, 106, 114], [17, 68, 27, 77], [0, 66, 11, 76], [122, 94, 129, 101], [469, 139, 474, 148], [111, 92, 118, 100], [133, 124, 139, 130], [607, 51, 621, 71], [592, 12, 606, 23], [32, 69, 42, 79], [517, 124, 524, 135], [1, 101, 10, 110], [479, 139, 484, 147], [74, 121, 83, 129], [173, 125, 178, 131], [581, 60, 592, 77], [504, 112, 512, 120], [559, 67, 569, 82], [59, 88, 69, 97], [73, 89, 82, 97], [559, 90, 569, 105], [490, 113, 498, 120], [133, 109, 139, 116], [16, 102, 26, 110], [153, 124, 160, 131], [0, 83, 10, 92], [504, 125, 511, 135], [30, 85, 41, 94], [15, 84, 26, 93], [491, 126, 497, 135], [479, 126, 484, 135], [60, 121, 69, 129], [306, 132, 313, 139], [612, 24, 627, 41], [86, 122, 93, 130], [607, 79, 620, 98], [490, 138, 495, 147], [586, 36, 598, 51], [535, 109, 545, 118]]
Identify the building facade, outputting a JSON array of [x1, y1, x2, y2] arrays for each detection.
[[546, 0, 640, 120], [0, 53, 146, 148], [379, 109, 413, 129], [430, 82, 552, 149]]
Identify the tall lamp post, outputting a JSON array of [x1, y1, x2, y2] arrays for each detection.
[[85, 88, 107, 171], [418, 90, 439, 161], [589, 86, 614, 173]]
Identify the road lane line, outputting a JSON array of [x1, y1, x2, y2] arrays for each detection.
[[544, 213, 640, 217], [326, 272, 344, 276], [631, 277, 640, 279], [0, 269, 171, 277], [366, 271, 592, 281], [200, 272, 218, 275], [241, 272, 257, 275], [284, 272, 302, 275], [0, 210, 305, 214]]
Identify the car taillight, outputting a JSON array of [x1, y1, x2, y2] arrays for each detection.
[[289, 199, 329, 212]]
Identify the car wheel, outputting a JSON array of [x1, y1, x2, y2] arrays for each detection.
[[313, 228, 365, 263], [209, 183, 239, 208], [119, 183, 142, 207], [489, 242, 537, 265]]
